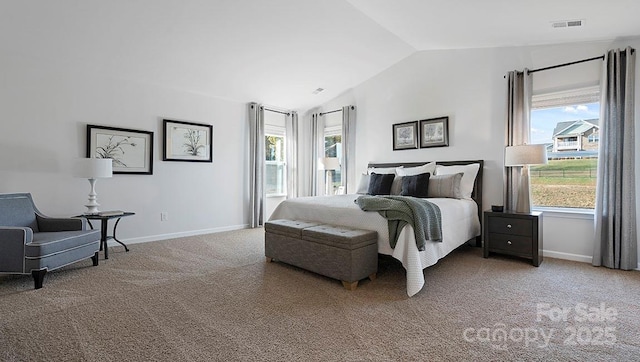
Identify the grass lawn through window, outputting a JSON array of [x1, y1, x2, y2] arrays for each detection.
[[530, 159, 597, 209]]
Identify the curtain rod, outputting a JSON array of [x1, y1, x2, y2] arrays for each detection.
[[319, 109, 342, 116], [502, 52, 629, 78], [261, 106, 290, 116], [528, 55, 604, 74]]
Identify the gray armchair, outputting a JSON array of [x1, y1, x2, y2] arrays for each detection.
[[0, 193, 101, 289]]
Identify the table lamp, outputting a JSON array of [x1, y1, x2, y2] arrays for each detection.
[[318, 157, 341, 195], [74, 158, 113, 214], [504, 144, 548, 213]]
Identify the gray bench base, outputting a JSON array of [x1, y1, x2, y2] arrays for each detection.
[[265, 220, 378, 290]]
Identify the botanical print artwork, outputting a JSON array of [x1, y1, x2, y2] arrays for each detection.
[[423, 123, 444, 143], [170, 126, 208, 157], [419, 117, 449, 148], [87, 124, 154, 174], [396, 126, 415, 146], [95, 133, 146, 168], [162, 119, 213, 162], [392, 121, 418, 150]]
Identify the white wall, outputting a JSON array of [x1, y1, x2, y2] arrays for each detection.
[[319, 38, 640, 264], [0, 54, 249, 243]]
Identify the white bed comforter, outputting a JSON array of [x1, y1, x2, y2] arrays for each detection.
[[269, 194, 481, 296]]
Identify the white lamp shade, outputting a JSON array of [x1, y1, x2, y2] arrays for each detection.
[[504, 145, 548, 166], [74, 158, 113, 178], [318, 157, 341, 171]]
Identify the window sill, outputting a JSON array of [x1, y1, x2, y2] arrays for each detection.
[[532, 206, 594, 220], [266, 194, 287, 198]]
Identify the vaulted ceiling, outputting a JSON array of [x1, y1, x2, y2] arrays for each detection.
[[2, 0, 639, 111]]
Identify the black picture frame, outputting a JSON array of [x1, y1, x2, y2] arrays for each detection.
[[420, 116, 449, 148], [392, 121, 419, 150], [86, 125, 154, 175], [163, 119, 213, 162]]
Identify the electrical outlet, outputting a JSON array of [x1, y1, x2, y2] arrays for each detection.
[[160, 212, 168, 221]]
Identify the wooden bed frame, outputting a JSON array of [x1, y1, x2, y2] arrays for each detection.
[[367, 160, 484, 247]]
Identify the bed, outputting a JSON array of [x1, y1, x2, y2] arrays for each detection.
[[268, 160, 483, 296]]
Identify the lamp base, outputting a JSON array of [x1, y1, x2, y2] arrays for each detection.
[[84, 205, 100, 215], [85, 178, 101, 214], [325, 170, 334, 195], [515, 165, 531, 213]]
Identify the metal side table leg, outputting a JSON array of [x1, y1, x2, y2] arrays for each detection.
[[101, 219, 110, 259], [112, 217, 130, 252]]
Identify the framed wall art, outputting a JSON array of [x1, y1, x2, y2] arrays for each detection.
[[86, 125, 154, 175], [392, 121, 419, 150], [420, 116, 449, 148], [163, 119, 213, 162]]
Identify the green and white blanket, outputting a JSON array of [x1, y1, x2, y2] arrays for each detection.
[[355, 195, 442, 251]]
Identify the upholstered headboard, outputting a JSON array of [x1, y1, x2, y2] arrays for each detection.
[[367, 160, 484, 246]]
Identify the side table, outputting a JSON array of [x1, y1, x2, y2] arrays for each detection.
[[79, 212, 135, 259], [483, 210, 543, 266]]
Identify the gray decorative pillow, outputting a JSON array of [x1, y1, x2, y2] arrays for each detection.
[[400, 173, 430, 198], [390, 176, 404, 195], [367, 173, 395, 195], [428, 173, 463, 199]]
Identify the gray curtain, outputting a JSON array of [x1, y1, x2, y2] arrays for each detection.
[[285, 111, 298, 199], [341, 106, 356, 193], [593, 47, 637, 269], [248, 103, 265, 228], [309, 112, 324, 196], [504, 69, 532, 211]]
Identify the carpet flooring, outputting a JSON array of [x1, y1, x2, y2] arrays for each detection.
[[1, 228, 639, 361]]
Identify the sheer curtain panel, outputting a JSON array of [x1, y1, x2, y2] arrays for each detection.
[[309, 112, 324, 196], [593, 47, 637, 269], [341, 106, 356, 193], [249, 103, 265, 228], [285, 111, 298, 199], [504, 70, 533, 211]]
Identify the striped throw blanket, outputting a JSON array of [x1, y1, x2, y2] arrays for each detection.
[[355, 195, 442, 251]]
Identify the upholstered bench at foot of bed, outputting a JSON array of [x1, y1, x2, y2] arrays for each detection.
[[264, 219, 378, 290]]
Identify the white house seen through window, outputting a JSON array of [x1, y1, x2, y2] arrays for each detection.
[[324, 125, 342, 195]]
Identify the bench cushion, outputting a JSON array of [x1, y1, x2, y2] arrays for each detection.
[[264, 219, 322, 238], [302, 225, 377, 250]]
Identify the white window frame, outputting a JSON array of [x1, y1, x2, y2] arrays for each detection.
[[530, 86, 599, 215], [265, 125, 287, 198]]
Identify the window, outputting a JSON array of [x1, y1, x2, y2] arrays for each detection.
[[324, 125, 342, 194], [265, 128, 286, 197], [529, 87, 599, 210]]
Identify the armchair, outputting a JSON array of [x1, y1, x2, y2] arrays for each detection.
[[0, 193, 101, 289]]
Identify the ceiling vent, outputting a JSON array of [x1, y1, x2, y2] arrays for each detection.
[[312, 87, 324, 95], [552, 19, 583, 28]]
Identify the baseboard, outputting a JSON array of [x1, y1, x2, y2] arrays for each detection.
[[542, 250, 592, 263], [105, 224, 250, 247]]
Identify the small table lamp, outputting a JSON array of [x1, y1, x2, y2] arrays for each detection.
[[74, 158, 113, 214], [318, 157, 341, 195], [504, 144, 548, 213]]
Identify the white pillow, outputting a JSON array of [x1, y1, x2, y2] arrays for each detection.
[[396, 162, 436, 177], [356, 173, 370, 194], [435, 163, 480, 199], [367, 166, 400, 175]]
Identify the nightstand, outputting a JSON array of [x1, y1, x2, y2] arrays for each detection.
[[483, 210, 543, 266]]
